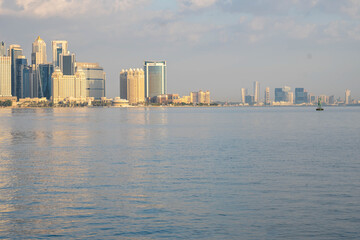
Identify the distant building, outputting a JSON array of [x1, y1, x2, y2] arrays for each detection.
[[52, 40, 68, 67], [318, 95, 328, 104], [0, 41, 6, 56], [52, 68, 86, 103], [8, 44, 23, 97], [144, 61, 166, 99], [15, 56, 29, 98], [0, 56, 11, 96], [265, 87, 270, 105], [190, 90, 210, 104], [295, 88, 308, 104], [120, 68, 145, 104], [253, 81, 260, 103], [275, 86, 292, 103], [31, 36, 47, 65], [328, 95, 335, 105], [38, 64, 54, 99], [345, 89, 351, 105], [60, 52, 75, 75], [77, 62, 105, 99], [245, 95, 254, 105], [241, 88, 246, 104]]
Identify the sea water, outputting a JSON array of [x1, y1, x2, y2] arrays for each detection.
[[0, 107, 359, 239]]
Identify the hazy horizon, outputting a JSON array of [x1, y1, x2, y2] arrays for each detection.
[[1, 0, 360, 101]]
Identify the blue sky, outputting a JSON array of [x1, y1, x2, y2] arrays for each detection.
[[1, 0, 360, 101]]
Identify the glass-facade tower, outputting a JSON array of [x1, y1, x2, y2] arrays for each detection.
[[144, 61, 166, 99], [38, 64, 54, 99]]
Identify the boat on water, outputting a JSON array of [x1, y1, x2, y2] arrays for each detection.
[[316, 99, 324, 111]]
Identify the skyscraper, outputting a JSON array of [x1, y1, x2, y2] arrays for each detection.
[[77, 62, 106, 99], [0, 56, 11, 96], [275, 86, 292, 102], [8, 44, 23, 97], [60, 52, 75, 75], [0, 42, 6, 56], [241, 88, 246, 104], [253, 81, 260, 103], [38, 64, 54, 99], [31, 36, 47, 65], [120, 68, 145, 104], [265, 87, 270, 105], [295, 88, 308, 104], [345, 89, 351, 105], [52, 40, 68, 67], [144, 61, 166, 99], [15, 56, 29, 98]]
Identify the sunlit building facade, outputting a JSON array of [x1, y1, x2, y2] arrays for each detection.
[[265, 87, 270, 105], [0, 41, 6, 56], [52, 40, 68, 67], [345, 89, 351, 105], [190, 90, 210, 104], [253, 81, 260, 103], [31, 36, 47, 65], [0, 56, 11, 96], [52, 68, 86, 103], [120, 68, 145, 104]]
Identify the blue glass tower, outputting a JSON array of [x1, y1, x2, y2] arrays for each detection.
[[15, 57, 29, 98], [38, 64, 54, 99]]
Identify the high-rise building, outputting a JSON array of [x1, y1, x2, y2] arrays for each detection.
[[8, 44, 23, 97], [295, 88, 308, 104], [60, 52, 75, 75], [15, 56, 29, 98], [52, 68, 86, 103], [328, 95, 335, 105], [120, 68, 145, 104], [31, 36, 47, 65], [38, 64, 54, 99], [144, 61, 166, 99], [190, 90, 210, 104], [275, 86, 292, 102], [245, 95, 254, 105], [52, 40, 68, 67], [0, 56, 11, 96], [253, 81, 260, 103], [76, 62, 106, 99], [0, 42, 6, 56], [345, 89, 351, 105], [265, 87, 270, 105], [241, 88, 246, 104], [319, 95, 328, 104]]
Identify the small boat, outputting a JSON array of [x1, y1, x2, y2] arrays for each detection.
[[316, 99, 324, 111]]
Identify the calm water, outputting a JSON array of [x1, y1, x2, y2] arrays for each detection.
[[0, 107, 360, 239]]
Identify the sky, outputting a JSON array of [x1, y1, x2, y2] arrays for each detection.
[[1, 0, 360, 101]]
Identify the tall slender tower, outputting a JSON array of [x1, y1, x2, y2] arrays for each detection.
[[8, 44, 23, 97], [31, 36, 47, 65], [0, 55, 11, 96], [51, 40, 68, 67], [345, 89, 351, 105], [0, 42, 6, 56], [144, 61, 166, 99], [253, 81, 260, 103], [265, 87, 270, 105], [241, 88, 246, 104]]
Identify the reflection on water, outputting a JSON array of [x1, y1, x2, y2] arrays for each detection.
[[0, 107, 360, 239]]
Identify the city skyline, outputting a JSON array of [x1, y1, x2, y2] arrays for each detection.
[[1, 1, 360, 101]]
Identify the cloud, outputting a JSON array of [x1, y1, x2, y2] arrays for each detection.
[[250, 17, 265, 31], [0, 0, 149, 18], [178, 0, 217, 10]]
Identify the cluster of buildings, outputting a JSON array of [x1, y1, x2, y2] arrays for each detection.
[[119, 61, 210, 105], [241, 82, 356, 106], [0, 38, 105, 104]]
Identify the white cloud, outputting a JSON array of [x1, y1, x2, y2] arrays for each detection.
[[341, 0, 360, 18], [0, 0, 148, 18], [179, 0, 217, 10]]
